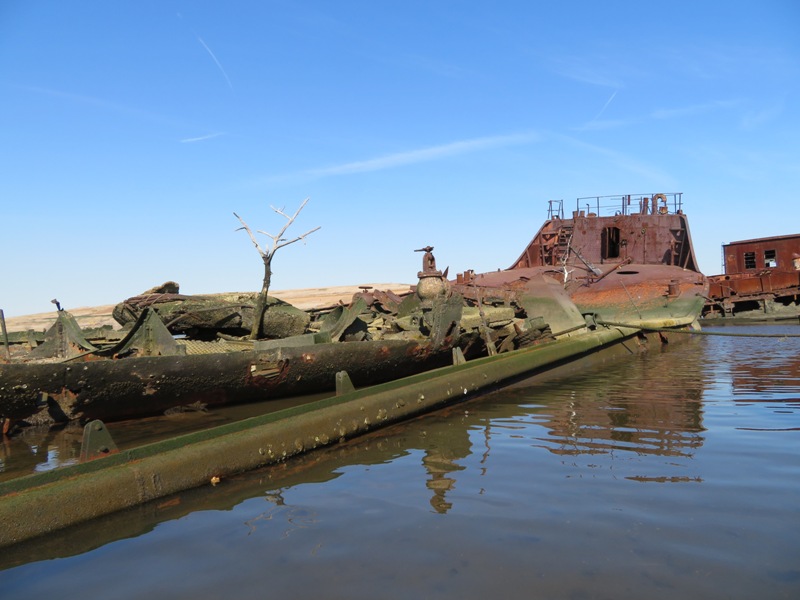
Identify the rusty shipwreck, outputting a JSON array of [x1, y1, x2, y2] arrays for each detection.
[[0, 192, 711, 547], [1, 192, 707, 429], [702, 233, 800, 323]]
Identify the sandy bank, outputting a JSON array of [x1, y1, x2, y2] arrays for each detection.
[[2, 284, 412, 333]]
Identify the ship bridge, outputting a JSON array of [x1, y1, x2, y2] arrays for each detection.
[[512, 193, 698, 273]]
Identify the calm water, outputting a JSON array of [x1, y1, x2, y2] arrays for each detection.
[[1, 325, 799, 599]]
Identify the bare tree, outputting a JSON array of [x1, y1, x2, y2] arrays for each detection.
[[234, 198, 320, 339]]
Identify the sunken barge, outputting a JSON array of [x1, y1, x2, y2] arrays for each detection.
[[702, 233, 800, 323]]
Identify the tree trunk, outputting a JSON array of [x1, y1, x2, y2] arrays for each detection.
[[249, 255, 273, 339]]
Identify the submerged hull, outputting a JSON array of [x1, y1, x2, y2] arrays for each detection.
[[1, 193, 707, 428]]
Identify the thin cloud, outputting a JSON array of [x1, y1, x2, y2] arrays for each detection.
[[14, 84, 109, 107], [307, 132, 541, 177], [399, 53, 476, 79], [651, 99, 741, 120], [556, 134, 677, 186], [197, 36, 234, 90], [547, 55, 632, 89], [180, 132, 226, 143], [574, 99, 741, 132], [665, 42, 798, 82], [575, 117, 642, 132], [740, 104, 783, 130], [11, 83, 187, 127]]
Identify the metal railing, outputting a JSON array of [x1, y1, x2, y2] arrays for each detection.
[[574, 193, 683, 217], [546, 199, 564, 219]]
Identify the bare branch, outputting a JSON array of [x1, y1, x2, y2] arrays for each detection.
[[274, 226, 322, 251], [270, 197, 307, 220], [233, 212, 265, 257], [270, 197, 310, 247]]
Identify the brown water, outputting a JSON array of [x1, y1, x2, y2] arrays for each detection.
[[1, 325, 799, 599]]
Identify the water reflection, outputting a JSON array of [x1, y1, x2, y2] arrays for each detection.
[[242, 490, 322, 539], [506, 343, 707, 464], [0, 423, 83, 481], [4, 338, 713, 546], [0, 393, 329, 482], [421, 431, 469, 514], [706, 326, 800, 400]]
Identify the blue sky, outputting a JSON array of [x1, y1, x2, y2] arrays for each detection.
[[1, 1, 798, 317]]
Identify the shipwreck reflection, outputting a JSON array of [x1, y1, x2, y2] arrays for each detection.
[[455, 338, 710, 485], [705, 326, 800, 399], [421, 437, 469, 514], [402, 341, 709, 511], [535, 369, 705, 460]]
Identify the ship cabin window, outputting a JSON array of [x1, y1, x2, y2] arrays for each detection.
[[764, 249, 777, 268], [744, 252, 756, 269], [602, 226, 621, 259]]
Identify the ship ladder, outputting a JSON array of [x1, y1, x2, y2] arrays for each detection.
[[556, 226, 573, 265]]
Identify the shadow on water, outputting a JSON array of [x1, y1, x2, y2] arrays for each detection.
[[2, 327, 799, 600]]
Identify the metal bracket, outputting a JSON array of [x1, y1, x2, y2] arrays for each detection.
[[80, 420, 119, 462], [100, 308, 185, 357], [452, 347, 467, 366], [335, 370, 355, 396], [28, 310, 98, 360]]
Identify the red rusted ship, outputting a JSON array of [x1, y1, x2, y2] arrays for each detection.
[[452, 192, 706, 335], [702, 233, 800, 322]]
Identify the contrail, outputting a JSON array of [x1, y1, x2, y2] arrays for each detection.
[[180, 132, 225, 143], [197, 36, 234, 90], [593, 90, 617, 121]]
